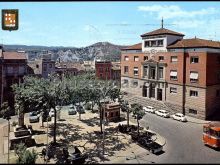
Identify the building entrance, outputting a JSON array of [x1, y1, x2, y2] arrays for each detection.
[[157, 88, 162, 101], [143, 86, 147, 97]]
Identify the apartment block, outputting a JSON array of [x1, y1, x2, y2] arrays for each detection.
[[121, 26, 220, 120]]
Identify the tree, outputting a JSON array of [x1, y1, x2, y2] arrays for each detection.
[[121, 100, 132, 127], [131, 103, 145, 138], [0, 102, 11, 119], [15, 143, 38, 164]]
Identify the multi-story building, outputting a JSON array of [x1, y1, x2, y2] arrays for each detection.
[[0, 48, 27, 110], [27, 55, 55, 78], [95, 61, 121, 82], [121, 26, 220, 120]]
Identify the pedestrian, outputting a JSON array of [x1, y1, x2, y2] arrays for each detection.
[[42, 148, 46, 161]]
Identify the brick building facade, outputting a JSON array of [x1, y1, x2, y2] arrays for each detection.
[[121, 27, 220, 120], [95, 61, 121, 84], [0, 48, 27, 110]]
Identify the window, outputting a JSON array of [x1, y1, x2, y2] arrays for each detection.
[[170, 70, 177, 80], [123, 79, 128, 85], [99, 67, 103, 72], [124, 66, 129, 74], [158, 40, 163, 46], [190, 90, 198, 97], [151, 40, 157, 47], [217, 56, 220, 64], [100, 73, 103, 78], [191, 57, 199, 63], [143, 66, 148, 77], [144, 41, 150, 47], [189, 109, 197, 114], [19, 66, 25, 74], [216, 90, 220, 97], [218, 71, 220, 81], [133, 81, 138, 87], [124, 56, 129, 61], [190, 71, 199, 83], [36, 64, 39, 68], [170, 87, 177, 94], [159, 56, 164, 61], [134, 67, 139, 76], [49, 64, 52, 68], [144, 56, 148, 61], [159, 67, 164, 79], [43, 64, 47, 71], [134, 56, 139, 61], [150, 66, 156, 79], [171, 56, 178, 62], [7, 66, 13, 73], [110, 112, 113, 117]]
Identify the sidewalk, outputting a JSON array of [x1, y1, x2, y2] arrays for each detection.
[[186, 116, 210, 124]]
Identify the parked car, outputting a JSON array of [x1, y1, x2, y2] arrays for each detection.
[[76, 105, 85, 114], [137, 138, 163, 154], [49, 109, 55, 117], [29, 111, 39, 123], [155, 110, 170, 118], [68, 106, 77, 115], [171, 113, 187, 122], [143, 106, 156, 113]]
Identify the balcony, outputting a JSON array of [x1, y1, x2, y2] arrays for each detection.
[[5, 71, 26, 76]]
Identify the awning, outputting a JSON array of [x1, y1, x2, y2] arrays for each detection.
[[190, 72, 198, 79], [170, 71, 177, 76]]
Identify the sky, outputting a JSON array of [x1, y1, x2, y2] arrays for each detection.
[[1, 1, 220, 47]]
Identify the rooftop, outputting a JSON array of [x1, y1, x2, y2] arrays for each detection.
[[121, 43, 142, 50], [141, 28, 184, 37], [167, 38, 220, 49], [3, 52, 27, 60]]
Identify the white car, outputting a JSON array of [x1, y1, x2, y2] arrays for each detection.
[[49, 109, 55, 117], [143, 106, 156, 113], [155, 110, 170, 118], [171, 113, 187, 122]]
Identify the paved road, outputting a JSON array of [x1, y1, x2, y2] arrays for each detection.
[[138, 113, 220, 163]]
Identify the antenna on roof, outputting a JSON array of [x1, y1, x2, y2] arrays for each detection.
[[161, 17, 164, 29]]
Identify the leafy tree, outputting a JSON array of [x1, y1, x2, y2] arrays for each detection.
[[15, 143, 38, 164], [0, 102, 11, 119], [121, 100, 132, 127], [131, 103, 145, 138]]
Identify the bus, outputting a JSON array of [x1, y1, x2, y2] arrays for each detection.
[[203, 122, 220, 148]]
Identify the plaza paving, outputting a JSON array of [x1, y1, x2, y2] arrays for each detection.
[[0, 105, 164, 164]]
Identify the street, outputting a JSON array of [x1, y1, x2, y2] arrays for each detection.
[[139, 112, 220, 163]]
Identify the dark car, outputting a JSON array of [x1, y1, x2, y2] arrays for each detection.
[[76, 105, 85, 114], [137, 138, 163, 154], [29, 111, 40, 123]]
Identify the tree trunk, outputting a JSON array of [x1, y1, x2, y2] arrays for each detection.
[[79, 102, 81, 120], [127, 110, 129, 127], [53, 108, 57, 144], [91, 101, 94, 112], [99, 105, 103, 133], [41, 112, 44, 127], [137, 118, 140, 139], [18, 112, 24, 127]]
